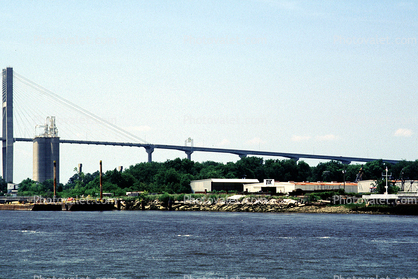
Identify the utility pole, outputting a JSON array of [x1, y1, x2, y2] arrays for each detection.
[[53, 160, 57, 200], [384, 166, 389, 195], [342, 167, 346, 193], [100, 160, 103, 200]]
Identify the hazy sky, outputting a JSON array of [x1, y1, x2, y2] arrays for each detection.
[[2, 0, 417, 183]]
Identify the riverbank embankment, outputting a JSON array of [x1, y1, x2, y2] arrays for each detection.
[[118, 197, 411, 214]]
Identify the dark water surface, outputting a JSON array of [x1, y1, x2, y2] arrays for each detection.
[[1, 210, 418, 279]]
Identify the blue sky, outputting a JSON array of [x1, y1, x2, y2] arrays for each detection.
[[2, 0, 417, 183]]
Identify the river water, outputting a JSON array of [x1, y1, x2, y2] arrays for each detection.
[[1, 210, 418, 279]]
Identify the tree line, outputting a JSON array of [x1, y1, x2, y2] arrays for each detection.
[[1, 157, 417, 197]]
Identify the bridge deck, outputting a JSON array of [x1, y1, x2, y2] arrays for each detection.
[[6, 137, 401, 164]]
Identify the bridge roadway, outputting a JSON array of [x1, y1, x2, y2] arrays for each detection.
[[13, 137, 401, 165]]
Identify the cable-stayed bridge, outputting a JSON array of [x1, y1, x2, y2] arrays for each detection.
[[2, 67, 401, 183]]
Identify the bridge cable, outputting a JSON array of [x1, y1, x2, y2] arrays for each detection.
[[13, 72, 149, 144]]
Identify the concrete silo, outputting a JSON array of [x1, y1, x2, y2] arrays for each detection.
[[33, 117, 60, 183]]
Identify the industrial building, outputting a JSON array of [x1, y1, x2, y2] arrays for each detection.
[[33, 117, 60, 183], [242, 179, 358, 194], [191, 178, 360, 194], [397, 180, 418, 192], [190, 178, 259, 193], [248, 180, 359, 193], [7, 183, 18, 196], [358, 179, 418, 193], [243, 180, 297, 194]]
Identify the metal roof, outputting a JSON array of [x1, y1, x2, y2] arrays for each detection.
[[192, 178, 259, 183]]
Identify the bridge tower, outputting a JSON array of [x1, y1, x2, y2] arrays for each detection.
[[33, 117, 60, 183], [2, 67, 14, 183]]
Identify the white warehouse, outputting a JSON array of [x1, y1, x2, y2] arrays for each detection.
[[190, 178, 259, 193], [190, 178, 360, 194], [245, 180, 359, 194]]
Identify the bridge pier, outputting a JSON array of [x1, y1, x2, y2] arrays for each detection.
[[185, 150, 193, 160], [2, 67, 13, 183], [145, 146, 154, 163], [239, 154, 247, 159]]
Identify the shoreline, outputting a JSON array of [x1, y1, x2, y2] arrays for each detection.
[[3, 199, 418, 215], [119, 200, 418, 215]]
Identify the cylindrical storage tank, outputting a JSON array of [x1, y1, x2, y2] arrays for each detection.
[[33, 137, 60, 183], [33, 137, 47, 182]]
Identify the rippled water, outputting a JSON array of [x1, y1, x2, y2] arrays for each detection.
[[1, 211, 418, 279]]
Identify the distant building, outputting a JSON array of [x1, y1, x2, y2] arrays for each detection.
[[7, 183, 18, 196], [357, 180, 375, 193], [190, 178, 259, 193], [398, 180, 418, 192], [126, 191, 145, 196], [244, 179, 294, 194], [33, 117, 60, 183], [246, 181, 359, 194], [190, 178, 414, 194], [358, 179, 418, 193]]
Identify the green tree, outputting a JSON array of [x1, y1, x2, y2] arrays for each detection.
[[372, 179, 399, 194], [310, 161, 345, 182], [403, 160, 418, 180], [18, 178, 38, 195], [345, 164, 362, 182], [223, 162, 238, 178], [363, 160, 391, 180], [264, 159, 285, 181], [281, 159, 298, 181], [0, 176, 7, 195], [236, 157, 264, 180], [198, 165, 224, 179], [297, 161, 311, 181]]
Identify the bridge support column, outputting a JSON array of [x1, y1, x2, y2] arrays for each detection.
[[185, 150, 193, 161], [145, 146, 154, 163], [2, 67, 13, 183], [239, 154, 247, 159]]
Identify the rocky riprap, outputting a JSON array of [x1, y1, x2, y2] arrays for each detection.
[[118, 198, 353, 214]]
